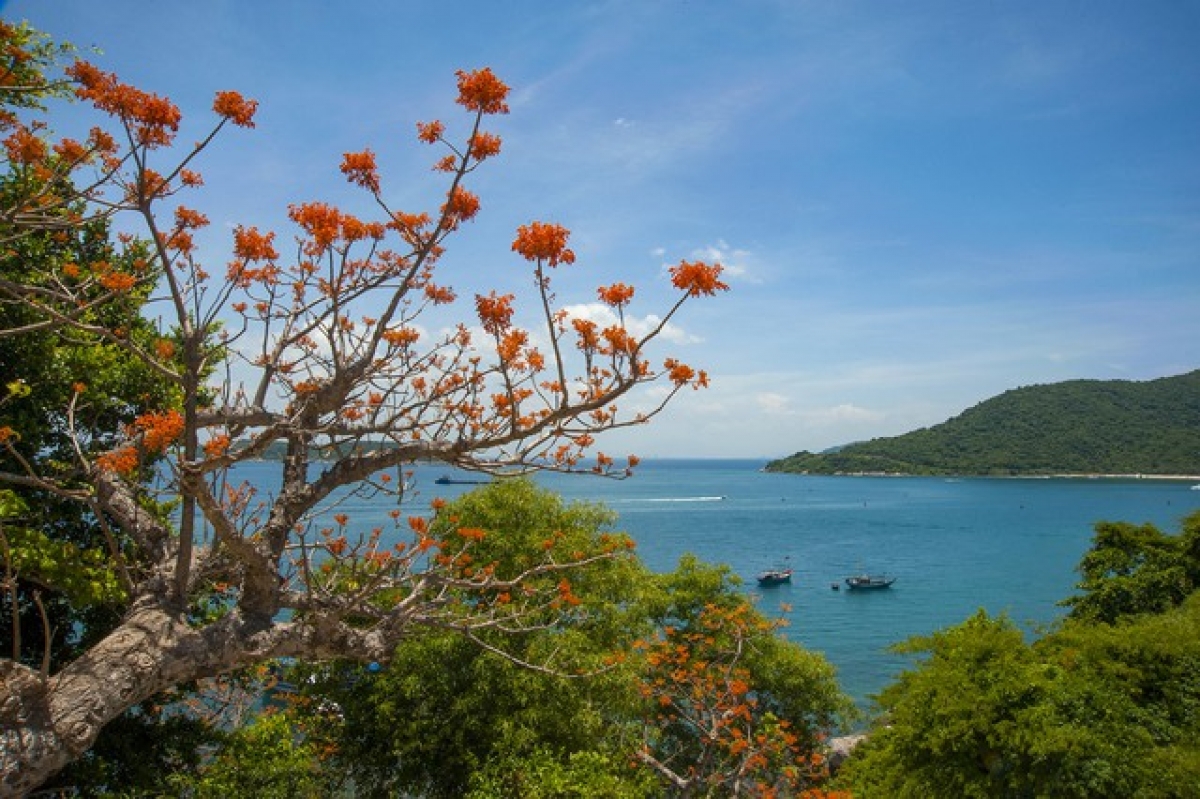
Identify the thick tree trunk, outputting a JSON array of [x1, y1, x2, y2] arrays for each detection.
[[0, 602, 207, 798], [0, 591, 406, 797]]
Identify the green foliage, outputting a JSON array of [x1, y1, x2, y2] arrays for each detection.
[[0, 211, 168, 669], [293, 479, 648, 798], [1064, 511, 1200, 624], [171, 713, 329, 799], [0, 20, 77, 113], [838, 513, 1200, 798], [767, 371, 1200, 476], [0, 521, 126, 606], [297, 630, 641, 799], [839, 606, 1200, 797], [289, 480, 850, 797], [0, 219, 165, 630], [467, 747, 655, 798]]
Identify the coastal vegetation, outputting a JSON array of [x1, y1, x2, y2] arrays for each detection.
[[837, 509, 1200, 797], [766, 371, 1200, 477]]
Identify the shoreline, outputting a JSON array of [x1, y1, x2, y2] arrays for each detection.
[[1020, 473, 1200, 482], [771, 470, 1200, 482]]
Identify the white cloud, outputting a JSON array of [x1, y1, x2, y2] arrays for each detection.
[[756, 392, 793, 415], [562, 302, 702, 345], [812, 403, 885, 424], [688, 239, 752, 281]]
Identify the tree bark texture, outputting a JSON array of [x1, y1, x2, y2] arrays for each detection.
[[1, 603, 193, 797]]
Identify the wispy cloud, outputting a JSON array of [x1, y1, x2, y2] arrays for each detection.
[[685, 240, 755, 282]]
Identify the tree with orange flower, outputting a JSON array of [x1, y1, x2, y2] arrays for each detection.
[[0, 21, 727, 796], [634, 595, 850, 798]]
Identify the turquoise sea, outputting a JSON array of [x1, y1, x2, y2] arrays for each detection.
[[238, 458, 1200, 713]]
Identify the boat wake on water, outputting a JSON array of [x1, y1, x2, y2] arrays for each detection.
[[614, 495, 727, 503]]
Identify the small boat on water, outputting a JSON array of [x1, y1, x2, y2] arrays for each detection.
[[435, 474, 490, 485], [757, 568, 793, 587], [844, 574, 895, 590]]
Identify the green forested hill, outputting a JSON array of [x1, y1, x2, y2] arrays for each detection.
[[765, 371, 1200, 476]]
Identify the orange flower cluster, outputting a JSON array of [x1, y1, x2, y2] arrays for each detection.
[[3, 126, 47, 164], [636, 602, 833, 795], [416, 119, 445, 144], [53, 136, 90, 165], [174, 206, 209, 230], [203, 434, 231, 458], [597, 282, 635, 308], [131, 167, 170, 203], [468, 131, 502, 161], [98, 270, 136, 292], [390, 210, 432, 242], [231, 225, 279, 261], [664, 358, 696, 387], [669, 260, 729, 297], [475, 291, 515, 335], [135, 410, 185, 453], [442, 186, 481, 226], [286, 202, 384, 254], [457, 527, 487, 542], [227, 226, 280, 287], [382, 326, 421, 348], [85, 255, 149, 291], [556, 578, 582, 607], [432, 153, 458, 173], [496, 328, 529, 364], [212, 90, 258, 128], [67, 60, 182, 147], [602, 325, 638, 356], [341, 149, 380, 193], [97, 447, 138, 475], [572, 318, 599, 351], [289, 202, 343, 251], [455, 67, 510, 115], [512, 221, 575, 267]]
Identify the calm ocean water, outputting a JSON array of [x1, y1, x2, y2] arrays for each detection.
[[235, 458, 1200, 715]]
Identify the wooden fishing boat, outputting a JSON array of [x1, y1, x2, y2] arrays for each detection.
[[844, 574, 895, 590]]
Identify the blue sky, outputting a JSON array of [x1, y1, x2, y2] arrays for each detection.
[[9, 1, 1199, 458]]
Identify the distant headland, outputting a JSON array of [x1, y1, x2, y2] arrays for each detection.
[[765, 370, 1200, 478]]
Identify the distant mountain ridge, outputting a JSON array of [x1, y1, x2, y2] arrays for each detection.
[[765, 370, 1200, 477]]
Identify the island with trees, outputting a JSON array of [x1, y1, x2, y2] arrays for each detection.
[[766, 370, 1200, 477]]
